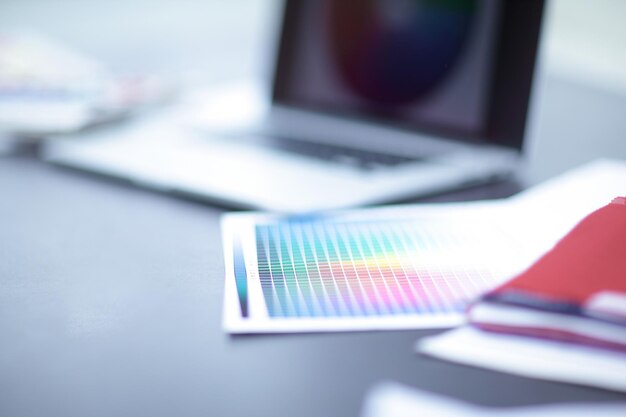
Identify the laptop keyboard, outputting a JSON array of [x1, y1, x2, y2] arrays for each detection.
[[265, 136, 426, 170]]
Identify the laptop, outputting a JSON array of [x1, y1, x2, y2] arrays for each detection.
[[44, 0, 544, 212]]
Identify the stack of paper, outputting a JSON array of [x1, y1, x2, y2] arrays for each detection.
[[419, 327, 626, 392], [221, 158, 626, 392], [417, 159, 626, 392], [471, 196, 626, 350]]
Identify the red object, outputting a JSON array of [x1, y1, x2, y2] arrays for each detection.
[[469, 197, 626, 352], [490, 197, 626, 306]]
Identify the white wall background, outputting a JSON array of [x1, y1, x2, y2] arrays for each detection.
[[526, 0, 626, 183], [544, 0, 626, 95]]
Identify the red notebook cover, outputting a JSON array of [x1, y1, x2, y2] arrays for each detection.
[[486, 197, 626, 319]]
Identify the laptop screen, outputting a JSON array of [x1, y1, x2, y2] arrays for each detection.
[[272, 0, 544, 150]]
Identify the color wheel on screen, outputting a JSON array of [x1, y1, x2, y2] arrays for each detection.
[[221, 203, 527, 333], [328, 0, 477, 105]]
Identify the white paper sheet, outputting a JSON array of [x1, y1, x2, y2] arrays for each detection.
[[418, 327, 626, 393], [222, 201, 529, 333], [503, 159, 626, 256], [362, 382, 626, 417]]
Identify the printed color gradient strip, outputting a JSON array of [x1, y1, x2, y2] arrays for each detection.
[[255, 217, 497, 318]]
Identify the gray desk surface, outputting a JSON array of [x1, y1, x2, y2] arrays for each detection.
[[2, 152, 625, 417], [3, 2, 626, 413]]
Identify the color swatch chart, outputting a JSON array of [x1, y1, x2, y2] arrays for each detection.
[[252, 215, 511, 319]]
